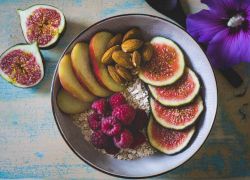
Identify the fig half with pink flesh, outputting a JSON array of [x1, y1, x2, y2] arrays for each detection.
[[18, 4, 66, 48], [147, 116, 195, 154], [0, 42, 44, 88]]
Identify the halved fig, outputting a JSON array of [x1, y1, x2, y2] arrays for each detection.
[[18, 4, 66, 48], [147, 116, 195, 154], [0, 42, 44, 88], [139, 37, 185, 86], [150, 97, 203, 130], [148, 68, 200, 106]]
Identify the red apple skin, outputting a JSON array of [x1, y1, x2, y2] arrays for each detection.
[[89, 31, 125, 92], [71, 42, 112, 97]]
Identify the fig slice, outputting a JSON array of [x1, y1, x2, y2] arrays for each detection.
[[0, 42, 44, 88], [139, 37, 185, 86], [150, 97, 203, 130], [18, 4, 66, 48], [147, 116, 195, 155], [148, 68, 200, 106]]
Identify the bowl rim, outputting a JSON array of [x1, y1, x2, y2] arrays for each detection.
[[50, 13, 218, 179]]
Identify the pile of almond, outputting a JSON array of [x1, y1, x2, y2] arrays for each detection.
[[101, 28, 153, 84]]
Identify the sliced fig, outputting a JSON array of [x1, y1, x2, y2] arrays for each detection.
[[0, 42, 44, 88], [139, 37, 185, 86], [147, 116, 195, 154], [149, 68, 200, 106], [150, 97, 203, 130], [18, 4, 66, 48]]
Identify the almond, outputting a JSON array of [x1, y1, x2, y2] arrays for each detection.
[[142, 42, 154, 61], [101, 45, 120, 64], [132, 51, 141, 68], [123, 28, 141, 42], [131, 67, 141, 76], [121, 39, 143, 53], [107, 65, 124, 84], [115, 64, 133, 81], [112, 50, 133, 69], [106, 33, 123, 49]]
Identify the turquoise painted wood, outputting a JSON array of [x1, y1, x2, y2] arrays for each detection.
[[0, 0, 250, 179]]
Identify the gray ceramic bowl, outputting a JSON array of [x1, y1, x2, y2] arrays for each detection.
[[51, 14, 217, 178]]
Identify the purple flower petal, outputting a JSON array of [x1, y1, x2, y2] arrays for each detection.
[[242, 1, 250, 20], [187, 10, 225, 44], [207, 29, 250, 68]]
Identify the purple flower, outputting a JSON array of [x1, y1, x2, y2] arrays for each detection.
[[186, 0, 250, 68]]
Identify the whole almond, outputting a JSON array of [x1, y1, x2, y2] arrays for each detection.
[[115, 64, 133, 81], [123, 28, 141, 42], [107, 65, 124, 84], [121, 39, 143, 53], [142, 42, 154, 61], [101, 45, 120, 64], [132, 51, 141, 68], [112, 50, 133, 69], [106, 33, 123, 49]]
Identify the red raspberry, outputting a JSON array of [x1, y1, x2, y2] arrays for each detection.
[[104, 138, 120, 155], [113, 129, 134, 149], [131, 109, 148, 130], [91, 98, 109, 115], [109, 93, 126, 109], [101, 116, 121, 136], [88, 112, 101, 131], [129, 131, 146, 149], [90, 130, 108, 149], [112, 104, 135, 125]]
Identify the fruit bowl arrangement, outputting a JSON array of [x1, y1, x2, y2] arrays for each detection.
[[51, 14, 217, 178]]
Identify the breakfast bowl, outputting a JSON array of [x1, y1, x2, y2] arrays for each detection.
[[51, 14, 217, 178]]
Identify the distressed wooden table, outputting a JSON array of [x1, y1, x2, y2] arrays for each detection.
[[0, 0, 250, 179]]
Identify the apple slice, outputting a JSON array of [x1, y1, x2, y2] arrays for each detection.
[[57, 88, 91, 114], [89, 31, 125, 92], [58, 54, 97, 102], [71, 42, 112, 97]]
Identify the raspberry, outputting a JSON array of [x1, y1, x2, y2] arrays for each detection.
[[109, 93, 126, 109], [91, 98, 109, 115], [104, 138, 120, 154], [88, 112, 101, 131], [131, 109, 148, 130], [90, 130, 108, 149], [113, 129, 134, 149], [129, 131, 146, 149], [101, 116, 121, 136], [112, 104, 135, 125]]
